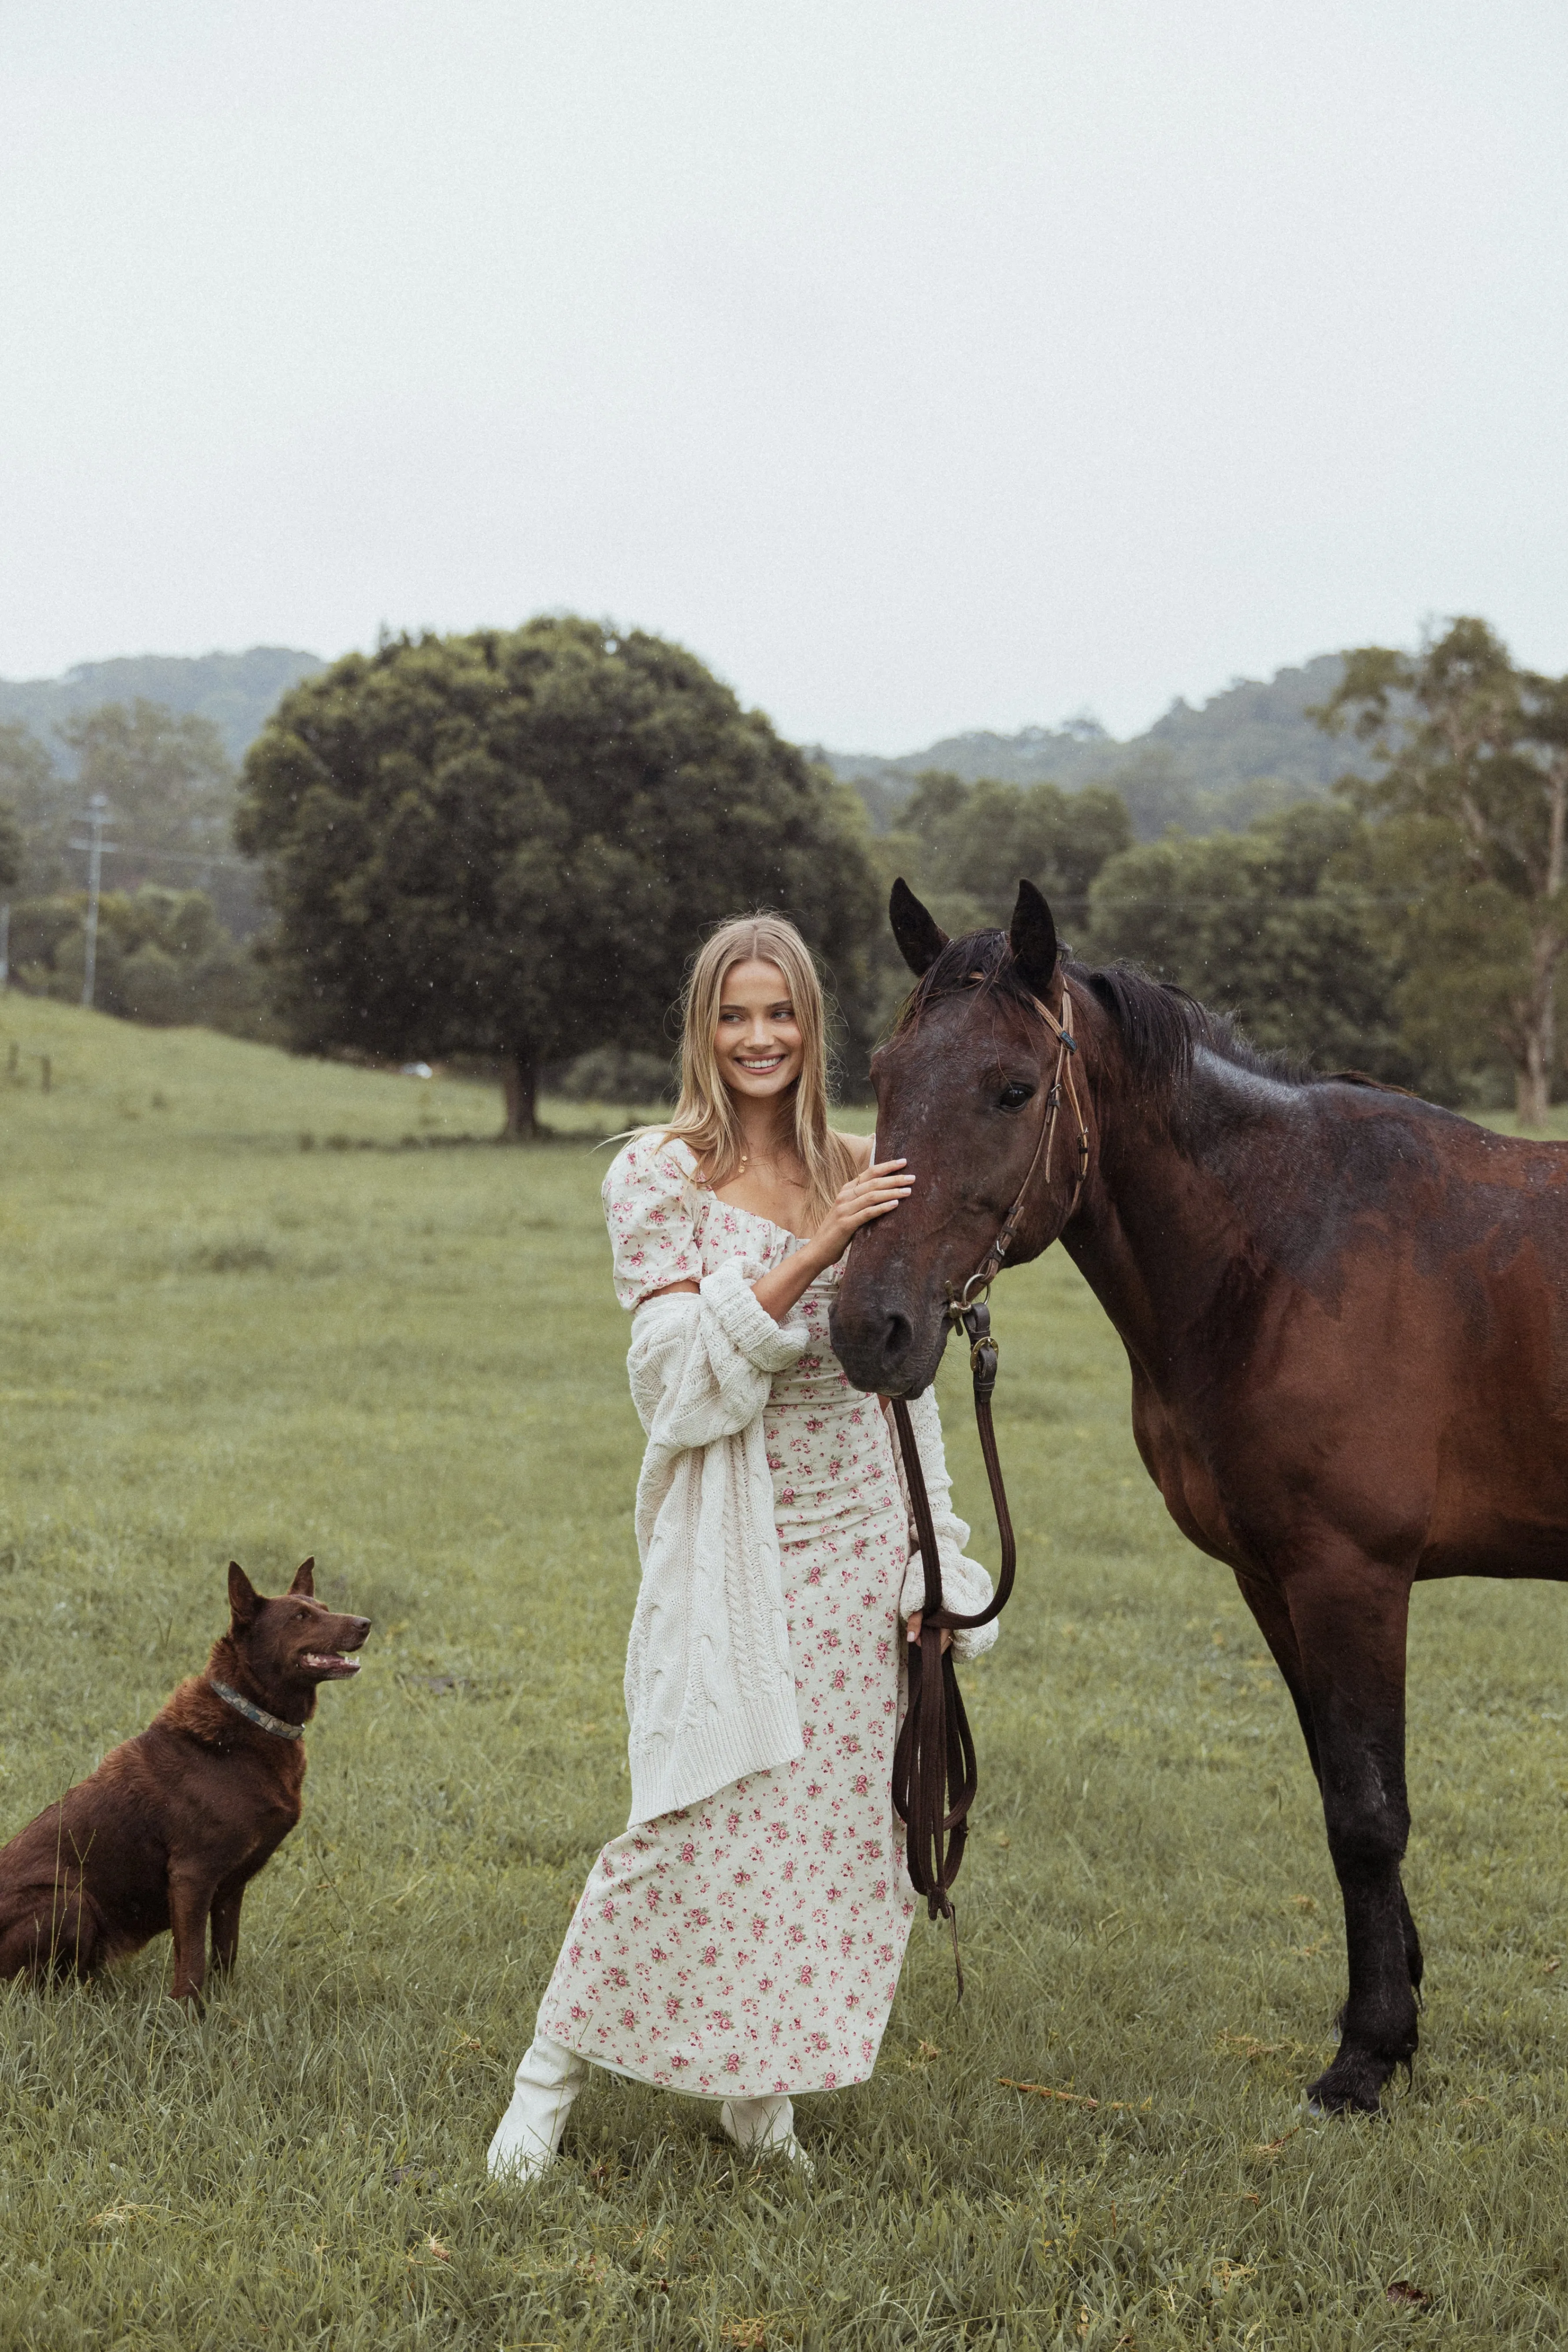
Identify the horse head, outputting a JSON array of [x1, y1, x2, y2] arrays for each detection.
[[831, 878, 1093, 1397]]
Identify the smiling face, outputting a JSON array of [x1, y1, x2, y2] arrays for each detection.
[[713, 958, 805, 1105]]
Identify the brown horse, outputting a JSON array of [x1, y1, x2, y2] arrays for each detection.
[[831, 876, 1568, 2114]]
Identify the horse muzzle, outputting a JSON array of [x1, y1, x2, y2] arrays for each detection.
[[829, 1286, 949, 1397]]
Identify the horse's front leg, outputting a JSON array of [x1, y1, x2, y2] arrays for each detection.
[[1237, 1564, 1424, 2018], [1282, 1551, 1418, 2114]]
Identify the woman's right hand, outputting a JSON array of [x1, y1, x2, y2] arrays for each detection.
[[812, 1159, 913, 1267]]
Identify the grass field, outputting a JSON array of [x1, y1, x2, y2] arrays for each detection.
[[2, 993, 1568, 2350]]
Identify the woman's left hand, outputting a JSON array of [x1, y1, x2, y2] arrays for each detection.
[[811, 1159, 914, 1269], [905, 1610, 953, 1653]]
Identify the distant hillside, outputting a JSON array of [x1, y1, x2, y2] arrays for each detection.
[[0, 647, 325, 763], [2, 641, 1359, 840], [823, 654, 1356, 838]]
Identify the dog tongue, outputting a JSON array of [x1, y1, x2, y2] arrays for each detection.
[[304, 1651, 361, 1676]]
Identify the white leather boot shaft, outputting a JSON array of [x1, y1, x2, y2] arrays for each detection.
[[718, 2094, 805, 2162], [487, 2033, 589, 2181]]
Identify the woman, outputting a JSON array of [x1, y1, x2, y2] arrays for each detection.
[[487, 913, 997, 2178]]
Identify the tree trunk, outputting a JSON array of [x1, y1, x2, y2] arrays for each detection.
[[500, 1051, 538, 1141], [1513, 925, 1559, 1128], [1520, 761, 1568, 1129], [1516, 1035, 1550, 1128]]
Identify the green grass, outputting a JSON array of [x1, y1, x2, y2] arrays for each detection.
[[2, 994, 1567, 2349]]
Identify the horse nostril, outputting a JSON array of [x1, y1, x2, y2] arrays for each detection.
[[882, 1311, 913, 1372]]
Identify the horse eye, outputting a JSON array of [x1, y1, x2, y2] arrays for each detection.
[[998, 1082, 1034, 1112]]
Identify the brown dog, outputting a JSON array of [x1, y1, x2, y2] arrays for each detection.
[[0, 1559, 369, 2004]]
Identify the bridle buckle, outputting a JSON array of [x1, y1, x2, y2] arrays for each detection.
[[947, 1272, 993, 1323]]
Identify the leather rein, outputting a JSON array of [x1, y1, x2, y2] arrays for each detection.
[[887, 983, 1090, 1992]]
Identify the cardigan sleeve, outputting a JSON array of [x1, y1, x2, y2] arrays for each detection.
[[628, 1262, 810, 1454], [894, 1386, 1000, 1662]]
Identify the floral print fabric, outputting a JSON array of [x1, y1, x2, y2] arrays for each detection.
[[536, 1134, 917, 2096]]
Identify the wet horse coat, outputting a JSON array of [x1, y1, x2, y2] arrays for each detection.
[[831, 878, 1568, 2113]]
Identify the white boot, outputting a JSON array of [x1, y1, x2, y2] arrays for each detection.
[[487, 2032, 589, 2182], [717, 2093, 812, 2171]]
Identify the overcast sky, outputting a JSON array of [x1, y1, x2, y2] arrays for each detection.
[[2, 1, 1564, 750]]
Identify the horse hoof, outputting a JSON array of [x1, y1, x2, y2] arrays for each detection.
[[1304, 2068, 1384, 2117]]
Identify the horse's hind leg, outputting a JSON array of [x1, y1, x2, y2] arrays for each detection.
[[1280, 1554, 1419, 2113]]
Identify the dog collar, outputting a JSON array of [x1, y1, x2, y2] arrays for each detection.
[[208, 1678, 303, 1740]]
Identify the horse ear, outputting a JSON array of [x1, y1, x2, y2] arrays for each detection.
[[889, 879, 949, 976], [289, 1557, 315, 1596], [228, 1562, 260, 1626], [1008, 880, 1060, 998]]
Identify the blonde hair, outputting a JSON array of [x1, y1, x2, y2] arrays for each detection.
[[659, 913, 857, 1231]]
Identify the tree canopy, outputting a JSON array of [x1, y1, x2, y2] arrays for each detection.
[[235, 618, 880, 1130], [0, 700, 252, 926], [1317, 617, 1568, 1122], [8, 885, 263, 1032], [0, 800, 21, 896], [63, 700, 254, 935], [858, 770, 1133, 1032], [1084, 801, 1405, 1077], [0, 722, 63, 894], [897, 772, 1132, 936]]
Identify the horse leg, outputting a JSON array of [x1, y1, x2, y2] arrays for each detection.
[[1234, 1569, 1320, 1773], [1280, 1554, 1418, 2114], [1236, 1566, 1423, 2000]]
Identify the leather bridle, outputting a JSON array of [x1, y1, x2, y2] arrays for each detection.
[[887, 981, 1090, 1992], [955, 985, 1090, 1302]]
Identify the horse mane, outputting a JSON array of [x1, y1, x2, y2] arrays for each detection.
[[896, 927, 1318, 1098]]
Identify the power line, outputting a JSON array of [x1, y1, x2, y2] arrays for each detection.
[[1090, 891, 1437, 909], [97, 842, 254, 870]]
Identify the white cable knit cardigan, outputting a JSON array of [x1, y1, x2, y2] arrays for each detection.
[[621, 1258, 997, 1826]]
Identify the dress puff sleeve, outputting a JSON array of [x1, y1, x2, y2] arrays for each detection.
[[602, 1131, 707, 1311]]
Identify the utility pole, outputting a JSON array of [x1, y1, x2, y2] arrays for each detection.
[[71, 793, 115, 1010], [0, 899, 9, 990]]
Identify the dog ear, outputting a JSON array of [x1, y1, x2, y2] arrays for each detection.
[[889, 879, 949, 977], [1008, 879, 1060, 1000], [289, 1557, 315, 1596], [228, 1562, 260, 1626]]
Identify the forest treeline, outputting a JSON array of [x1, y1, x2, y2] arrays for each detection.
[[3, 616, 1565, 1124], [0, 699, 271, 1036], [868, 616, 1568, 1117]]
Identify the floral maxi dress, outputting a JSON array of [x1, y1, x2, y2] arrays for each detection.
[[535, 1134, 919, 2097]]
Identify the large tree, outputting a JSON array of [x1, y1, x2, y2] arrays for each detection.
[[1318, 618, 1568, 1123], [235, 619, 879, 1132]]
